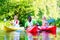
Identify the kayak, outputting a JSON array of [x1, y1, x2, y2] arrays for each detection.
[[3, 26, 24, 32]]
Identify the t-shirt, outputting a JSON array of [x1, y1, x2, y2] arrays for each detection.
[[42, 20, 49, 28], [25, 19, 37, 28], [12, 20, 20, 27]]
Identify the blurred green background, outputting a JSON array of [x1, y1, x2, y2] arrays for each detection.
[[0, 0, 60, 27]]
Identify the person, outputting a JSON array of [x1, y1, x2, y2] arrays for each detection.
[[10, 15, 20, 40], [25, 16, 37, 40], [41, 16, 50, 40]]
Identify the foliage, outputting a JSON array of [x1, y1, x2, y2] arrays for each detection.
[[0, 0, 35, 26], [0, 0, 59, 27], [56, 18, 60, 27], [57, 0, 60, 7]]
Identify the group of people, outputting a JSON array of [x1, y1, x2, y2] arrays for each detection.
[[25, 16, 50, 40], [9, 15, 56, 40]]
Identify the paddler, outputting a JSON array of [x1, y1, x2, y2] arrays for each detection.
[[41, 16, 50, 40], [25, 16, 38, 40], [10, 15, 20, 40]]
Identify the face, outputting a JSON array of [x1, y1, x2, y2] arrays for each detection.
[[42, 16, 46, 20], [14, 15, 18, 20], [28, 17, 32, 22]]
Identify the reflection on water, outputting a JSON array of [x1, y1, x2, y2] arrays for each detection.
[[0, 30, 56, 40], [0, 30, 26, 40]]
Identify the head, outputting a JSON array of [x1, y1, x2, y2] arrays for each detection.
[[14, 15, 18, 20], [28, 16, 32, 22], [42, 16, 46, 20]]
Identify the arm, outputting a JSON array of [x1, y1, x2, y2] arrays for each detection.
[[25, 22, 28, 30], [10, 20, 14, 25]]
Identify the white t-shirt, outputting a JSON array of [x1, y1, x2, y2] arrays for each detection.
[[28, 21, 33, 28], [42, 20, 49, 28], [12, 20, 20, 27]]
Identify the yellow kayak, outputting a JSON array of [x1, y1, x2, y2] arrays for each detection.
[[4, 26, 15, 32], [4, 26, 24, 32]]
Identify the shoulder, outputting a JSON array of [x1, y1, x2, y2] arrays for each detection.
[[25, 21, 29, 24], [16, 20, 19, 22], [32, 19, 37, 24], [25, 21, 29, 27], [16, 20, 19, 21]]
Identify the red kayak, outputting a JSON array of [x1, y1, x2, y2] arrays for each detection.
[[26, 25, 56, 36], [46, 25, 56, 35], [38, 25, 56, 36], [26, 25, 38, 36]]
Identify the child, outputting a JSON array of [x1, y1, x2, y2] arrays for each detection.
[[25, 16, 37, 40], [25, 16, 33, 40], [41, 16, 50, 40], [10, 15, 20, 40]]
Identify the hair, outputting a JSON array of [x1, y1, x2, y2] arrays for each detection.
[[42, 16, 46, 20], [28, 16, 31, 19]]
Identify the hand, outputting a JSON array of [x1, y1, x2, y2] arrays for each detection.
[[10, 21, 13, 25]]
